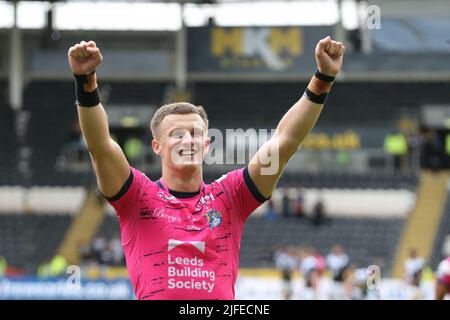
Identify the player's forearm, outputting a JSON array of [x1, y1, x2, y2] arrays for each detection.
[[275, 95, 324, 158], [248, 37, 344, 198], [78, 103, 113, 155], [275, 71, 334, 160]]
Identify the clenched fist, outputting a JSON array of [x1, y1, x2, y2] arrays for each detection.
[[315, 36, 345, 77], [68, 40, 103, 75]]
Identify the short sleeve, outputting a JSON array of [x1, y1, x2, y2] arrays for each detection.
[[215, 167, 270, 222], [102, 167, 153, 246], [104, 167, 151, 217]]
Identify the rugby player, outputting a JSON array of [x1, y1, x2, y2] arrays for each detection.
[[67, 36, 345, 299]]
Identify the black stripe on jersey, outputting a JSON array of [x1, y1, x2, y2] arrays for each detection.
[[214, 233, 232, 240], [243, 166, 271, 203], [215, 191, 224, 198], [141, 289, 165, 299], [143, 250, 165, 257], [101, 168, 133, 202]]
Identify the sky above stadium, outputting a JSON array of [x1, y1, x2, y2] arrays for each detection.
[[0, 0, 360, 30]]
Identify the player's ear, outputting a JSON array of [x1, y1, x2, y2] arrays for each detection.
[[152, 138, 161, 155], [204, 136, 211, 154]]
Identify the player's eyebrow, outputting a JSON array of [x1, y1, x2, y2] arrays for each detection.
[[168, 124, 205, 136]]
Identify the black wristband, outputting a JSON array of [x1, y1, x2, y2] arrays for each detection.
[[74, 72, 100, 108], [75, 87, 101, 108], [314, 69, 335, 82], [303, 88, 328, 104]]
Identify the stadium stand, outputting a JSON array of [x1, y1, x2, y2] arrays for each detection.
[[0, 213, 72, 274], [239, 216, 405, 273], [192, 81, 449, 128], [276, 171, 418, 190], [97, 213, 121, 241]]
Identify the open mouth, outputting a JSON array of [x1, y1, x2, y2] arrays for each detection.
[[178, 149, 197, 157]]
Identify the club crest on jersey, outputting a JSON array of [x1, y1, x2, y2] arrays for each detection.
[[195, 193, 215, 211], [204, 210, 222, 230]]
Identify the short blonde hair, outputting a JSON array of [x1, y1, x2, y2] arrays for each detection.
[[150, 102, 209, 139]]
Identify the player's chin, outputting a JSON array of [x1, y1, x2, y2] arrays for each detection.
[[172, 155, 203, 168]]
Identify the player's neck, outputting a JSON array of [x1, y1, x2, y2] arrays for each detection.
[[162, 166, 203, 193]]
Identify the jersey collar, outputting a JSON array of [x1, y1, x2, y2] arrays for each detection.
[[156, 178, 205, 199]]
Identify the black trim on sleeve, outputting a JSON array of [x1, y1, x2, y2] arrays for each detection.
[[101, 169, 134, 202], [243, 166, 271, 203], [155, 179, 165, 191]]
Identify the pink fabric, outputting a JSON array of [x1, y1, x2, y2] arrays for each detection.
[[108, 167, 264, 300], [315, 255, 326, 272]]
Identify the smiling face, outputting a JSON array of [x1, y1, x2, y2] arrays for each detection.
[[152, 113, 210, 172]]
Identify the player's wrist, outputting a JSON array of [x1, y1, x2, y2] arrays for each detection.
[[74, 71, 97, 92], [74, 71, 101, 107], [303, 69, 335, 105]]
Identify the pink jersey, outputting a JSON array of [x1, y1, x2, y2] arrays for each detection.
[[106, 166, 267, 300]]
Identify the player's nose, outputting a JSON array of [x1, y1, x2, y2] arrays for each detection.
[[180, 131, 194, 145]]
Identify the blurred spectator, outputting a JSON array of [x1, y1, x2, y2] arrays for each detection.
[[335, 150, 350, 169], [312, 198, 329, 227], [91, 234, 108, 263], [124, 135, 143, 166], [275, 246, 299, 300], [0, 256, 7, 277], [264, 200, 278, 221], [99, 244, 114, 267], [80, 234, 126, 268], [300, 247, 323, 300], [48, 255, 68, 277], [294, 188, 305, 219], [404, 247, 424, 299], [110, 236, 125, 266], [406, 132, 421, 169], [420, 129, 445, 170], [314, 248, 327, 277], [281, 189, 291, 218], [79, 243, 93, 263], [327, 244, 350, 299], [384, 131, 408, 171], [350, 265, 369, 300]]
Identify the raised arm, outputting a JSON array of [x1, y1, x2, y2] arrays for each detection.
[[248, 36, 345, 198], [68, 41, 130, 198]]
